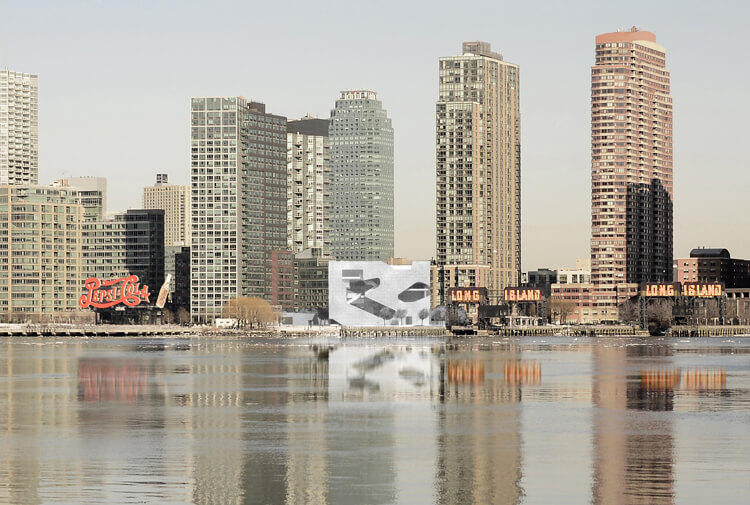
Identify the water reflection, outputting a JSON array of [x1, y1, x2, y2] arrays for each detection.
[[592, 343, 675, 504], [0, 337, 749, 504], [436, 347, 523, 505], [77, 358, 162, 403]]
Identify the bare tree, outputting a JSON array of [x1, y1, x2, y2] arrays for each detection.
[[618, 300, 639, 324], [418, 308, 430, 325], [547, 297, 576, 324], [162, 308, 175, 325], [395, 309, 407, 325], [647, 299, 673, 331], [222, 297, 275, 328], [177, 307, 191, 325], [705, 299, 719, 323]]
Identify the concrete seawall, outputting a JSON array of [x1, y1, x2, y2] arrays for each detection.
[[668, 325, 750, 337], [2, 324, 748, 338]]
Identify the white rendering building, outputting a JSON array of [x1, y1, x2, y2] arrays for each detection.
[[329, 261, 430, 326]]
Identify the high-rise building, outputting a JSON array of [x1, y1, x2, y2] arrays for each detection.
[[143, 174, 190, 247], [287, 116, 330, 255], [590, 28, 673, 319], [190, 97, 286, 322], [0, 70, 38, 185], [435, 41, 521, 302], [0, 185, 84, 320], [329, 90, 393, 261]]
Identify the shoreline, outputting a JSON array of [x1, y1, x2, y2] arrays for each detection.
[[0, 323, 749, 338]]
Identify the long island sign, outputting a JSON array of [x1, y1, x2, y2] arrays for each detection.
[[641, 282, 724, 298], [79, 275, 151, 309]]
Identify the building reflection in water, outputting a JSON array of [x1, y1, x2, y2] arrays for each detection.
[[591, 343, 676, 505], [0, 341, 83, 505], [326, 345, 438, 504], [1, 338, 745, 504], [76, 350, 195, 504], [436, 345, 524, 505]]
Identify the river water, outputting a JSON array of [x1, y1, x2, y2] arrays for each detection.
[[1, 335, 748, 504]]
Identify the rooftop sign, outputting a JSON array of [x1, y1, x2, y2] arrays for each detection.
[[504, 288, 542, 302], [79, 276, 151, 309], [641, 282, 724, 298], [448, 287, 487, 304]]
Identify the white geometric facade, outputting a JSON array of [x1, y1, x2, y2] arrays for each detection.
[[329, 261, 430, 326]]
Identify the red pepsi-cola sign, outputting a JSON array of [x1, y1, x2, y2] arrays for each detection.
[[79, 275, 151, 309]]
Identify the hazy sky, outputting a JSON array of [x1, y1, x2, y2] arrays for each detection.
[[2, 0, 749, 270]]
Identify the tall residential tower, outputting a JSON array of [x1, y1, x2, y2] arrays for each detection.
[[435, 41, 521, 301], [287, 116, 330, 256], [329, 91, 394, 261], [590, 28, 673, 319], [190, 97, 286, 321], [0, 69, 38, 185]]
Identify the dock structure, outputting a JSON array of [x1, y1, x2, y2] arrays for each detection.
[[0, 326, 190, 338], [668, 325, 750, 337], [341, 326, 447, 338], [491, 325, 643, 337], [340, 325, 645, 338]]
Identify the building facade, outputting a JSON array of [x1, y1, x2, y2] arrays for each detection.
[[294, 248, 329, 312], [525, 268, 557, 297], [676, 248, 750, 289], [82, 209, 165, 291], [55, 176, 107, 221], [172, 246, 190, 312], [435, 41, 521, 304], [329, 91, 394, 261], [0, 70, 38, 185], [0, 186, 84, 320], [143, 174, 191, 247], [270, 250, 294, 310], [329, 261, 430, 327], [590, 28, 673, 320], [287, 117, 331, 255], [190, 97, 286, 321], [556, 258, 592, 285], [551, 259, 594, 324]]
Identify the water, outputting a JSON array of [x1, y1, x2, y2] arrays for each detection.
[[1, 335, 749, 504]]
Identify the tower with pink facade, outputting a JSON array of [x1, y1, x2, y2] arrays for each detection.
[[590, 28, 673, 320]]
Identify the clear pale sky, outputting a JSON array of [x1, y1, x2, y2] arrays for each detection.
[[2, 0, 748, 270]]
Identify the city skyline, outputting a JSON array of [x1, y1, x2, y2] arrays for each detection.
[[2, 1, 749, 270]]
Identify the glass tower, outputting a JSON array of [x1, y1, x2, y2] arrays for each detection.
[[329, 91, 394, 261]]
